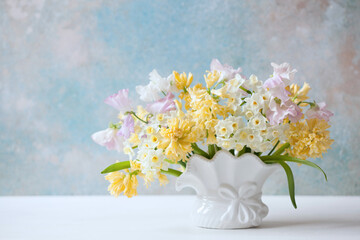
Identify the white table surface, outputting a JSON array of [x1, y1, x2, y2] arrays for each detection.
[[0, 195, 359, 240]]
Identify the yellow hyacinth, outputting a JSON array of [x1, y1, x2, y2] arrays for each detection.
[[204, 70, 220, 89], [286, 118, 334, 159], [287, 82, 311, 105], [173, 71, 193, 90], [158, 117, 198, 162], [158, 173, 169, 186], [105, 171, 138, 198]]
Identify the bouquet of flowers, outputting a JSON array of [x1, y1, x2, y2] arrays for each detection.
[[92, 59, 333, 208]]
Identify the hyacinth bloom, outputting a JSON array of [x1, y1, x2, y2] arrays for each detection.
[[117, 114, 135, 139], [210, 59, 242, 81], [146, 93, 176, 113], [286, 118, 334, 159], [306, 102, 334, 122], [91, 128, 124, 152], [104, 89, 133, 112]]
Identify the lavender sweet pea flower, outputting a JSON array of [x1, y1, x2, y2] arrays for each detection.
[[104, 89, 133, 112], [210, 59, 242, 81], [306, 102, 333, 121], [91, 128, 124, 152], [263, 75, 290, 102], [117, 114, 135, 139], [266, 97, 303, 125], [146, 93, 176, 113]]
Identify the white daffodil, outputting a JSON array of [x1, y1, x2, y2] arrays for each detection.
[[249, 113, 267, 130], [215, 120, 234, 138]]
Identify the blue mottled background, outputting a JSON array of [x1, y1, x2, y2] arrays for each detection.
[[1, 0, 359, 196]]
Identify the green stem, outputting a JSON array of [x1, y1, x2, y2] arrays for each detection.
[[128, 111, 148, 124], [191, 143, 211, 159], [237, 145, 246, 157], [161, 168, 182, 177], [178, 160, 187, 169], [268, 140, 280, 156], [240, 86, 252, 94], [273, 143, 290, 156], [208, 144, 216, 158]]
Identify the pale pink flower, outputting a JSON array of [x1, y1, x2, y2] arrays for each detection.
[[210, 59, 242, 81], [146, 93, 176, 113], [266, 97, 303, 125], [104, 89, 133, 112], [91, 128, 124, 152], [306, 102, 333, 121], [117, 114, 135, 139], [271, 62, 297, 85], [263, 75, 290, 102]]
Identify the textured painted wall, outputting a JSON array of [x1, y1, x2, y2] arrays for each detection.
[[0, 0, 359, 196]]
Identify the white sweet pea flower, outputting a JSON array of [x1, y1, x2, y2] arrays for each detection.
[[136, 70, 177, 102], [136, 83, 161, 102], [91, 128, 124, 152]]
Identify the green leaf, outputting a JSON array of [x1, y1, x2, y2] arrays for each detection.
[[267, 140, 280, 156], [160, 168, 182, 177], [261, 155, 327, 181], [101, 161, 131, 174], [273, 143, 290, 156], [277, 161, 297, 209]]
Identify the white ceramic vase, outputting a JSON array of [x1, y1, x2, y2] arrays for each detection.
[[176, 150, 280, 229]]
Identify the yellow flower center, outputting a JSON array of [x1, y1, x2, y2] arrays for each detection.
[[239, 131, 247, 140], [248, 135, 255, 141], [151, 156, 159, 163], [156, 114, 164, 121], [245, 111, 254, 119], [220, 127, 227, 135], [146, 127, 154, 135], [151, 136, 158, 143]]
